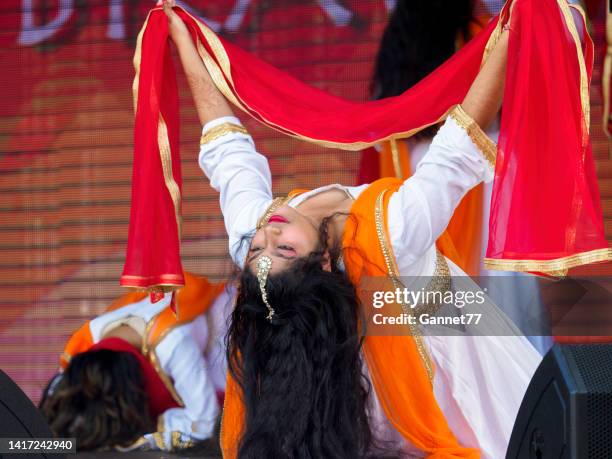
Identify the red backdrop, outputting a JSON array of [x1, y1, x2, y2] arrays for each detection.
[[0, 0, 608, 402]]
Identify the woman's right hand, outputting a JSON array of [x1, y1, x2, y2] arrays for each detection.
[[161, 0, 190, 42]]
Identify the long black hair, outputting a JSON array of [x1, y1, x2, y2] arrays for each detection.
[[371, 0, 474, 139], [228, 218, 398, 458], [40, 350, 154, 450]]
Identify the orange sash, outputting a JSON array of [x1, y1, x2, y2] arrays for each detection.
[[221, 181, 478, 458]]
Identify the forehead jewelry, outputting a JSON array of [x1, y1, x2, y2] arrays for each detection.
[[256, 255, 275, 321]]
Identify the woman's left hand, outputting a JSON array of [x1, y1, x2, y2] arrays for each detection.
[[159, 0, 190, 42]]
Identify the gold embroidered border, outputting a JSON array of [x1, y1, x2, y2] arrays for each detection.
[[481, 1, 510, 66], [148, 317, 195, 357], [131, 10, 151, 113], [158, 114, 183, 240], [195, 38, 245, 110], [557, 0, 590, 140], [413, 250, 452, 318], [149, 348, 185, 407], [184, 9, 456, 150], [142, 315, 185, 407], [200, 122, 248, 145], [121, 273, 184, 281], [131, 12, 182, 268], [481, 1, 590, 142], [602, 0, 612, 138], [133, 7, 499, 153], [120, 274, 184, 294], [121, 285, 183, 295], [449, 105, 497, 168], [256, 196, 292, 230], [171, 431, 195, 450], [389, 139, 403, 179], [483, 247, 612, 274], [375, 190, 434, 384]]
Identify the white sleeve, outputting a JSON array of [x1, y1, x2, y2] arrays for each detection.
[[388, 108, 496, 267], [198, 116, 273, 267], [156, 320, 219, 442], [427, 334, 541, 459]]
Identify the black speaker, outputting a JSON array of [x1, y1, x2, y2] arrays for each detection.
[[0, 369, 65, 459], [506, 344, 612, 458]]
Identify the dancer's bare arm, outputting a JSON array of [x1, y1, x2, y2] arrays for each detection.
[[162, 0, 273, 268], [163, 0, 233, 125], [388, 28, 510, 265], [462, 28, 509, 128]]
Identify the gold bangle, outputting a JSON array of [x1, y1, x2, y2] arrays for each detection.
[[200, 122, 249, 145]]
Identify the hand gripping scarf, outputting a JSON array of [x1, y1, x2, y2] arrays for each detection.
[[122, 0, 611, 294]]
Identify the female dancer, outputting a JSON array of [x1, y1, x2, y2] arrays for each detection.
[[163, 1, 540, 457], [41, 272, 231, 451]]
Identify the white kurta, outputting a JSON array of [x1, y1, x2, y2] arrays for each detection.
[[87, 289, 233, 447], [406, 131, 553, 356], [198, 115, 542, 458]]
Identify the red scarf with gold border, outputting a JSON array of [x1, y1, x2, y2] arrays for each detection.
[[123, 0, 610, 293]]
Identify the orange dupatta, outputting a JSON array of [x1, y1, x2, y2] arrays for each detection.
[[220, 179, 479, 458]]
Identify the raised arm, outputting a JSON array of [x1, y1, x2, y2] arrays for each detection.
[[163, 0, 232, 124], [388, 29, 509, 266], [164, 0, 273, 267], [461, 28, 508, 129]]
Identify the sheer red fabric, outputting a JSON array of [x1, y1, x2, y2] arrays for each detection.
[[123, 0, 610, 291], [485, 0, 607, 274], [120, 13, 184, 292]]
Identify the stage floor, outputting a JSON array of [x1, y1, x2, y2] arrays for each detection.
[[76, 453, 220, 459]]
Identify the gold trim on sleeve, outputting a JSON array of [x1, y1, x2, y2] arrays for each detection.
[[171, 431, 195, 450], [200, 122, 249, 145], [131, 11, 151, 114], [449, 104, 497, 169], [483, 247, 612, 274]]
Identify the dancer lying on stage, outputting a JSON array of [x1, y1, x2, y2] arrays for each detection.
[[40, 272, 233, 452], [161, 1, 541, 458]]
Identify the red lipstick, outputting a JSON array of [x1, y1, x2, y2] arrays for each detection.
[[268, 215, 289, 224]]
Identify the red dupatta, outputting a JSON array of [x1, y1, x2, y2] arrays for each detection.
[[122, 0, 611, 293]]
